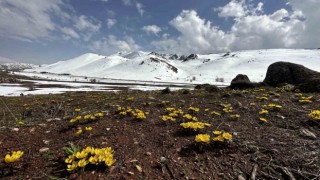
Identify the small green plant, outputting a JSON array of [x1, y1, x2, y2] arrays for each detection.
[[63, 142, 79, 155]]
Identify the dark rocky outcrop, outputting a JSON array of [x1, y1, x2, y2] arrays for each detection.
[[169, 54, 179, 60], [183, 54, 198, 61], [263, 62, 320, 92], [230, 74, 254, 89]]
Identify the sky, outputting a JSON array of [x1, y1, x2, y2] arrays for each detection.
[[0, 0, 319, 64]]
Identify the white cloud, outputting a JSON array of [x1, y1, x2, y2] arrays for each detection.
[[0, 0, 62, 40], [142, 25, 162, 35], [152, 0, 314, 54], [100, 0, 109, 2], [61, 27, 80, 39], [74, 15, 101, 41], [107, 9, 115, 17], [106, 18, 116, 29], [162, 33, 170, 39], [90, 35, 140, 55], [0, 0, 101, 42], [216, 0, 246, 18], [152, 10, 234, 54], [136, 3, 144, 16], [288, 0, 320, 48], [122, 0, 144, 16], [122, 0, 132, 6]]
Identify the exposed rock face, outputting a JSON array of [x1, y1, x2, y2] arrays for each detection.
[[263, 62, 320, 92], [169, 54, 179, 60], [263, 62, 320, 86], [230, 74, 253, 89], [183, 54, 198, 61]]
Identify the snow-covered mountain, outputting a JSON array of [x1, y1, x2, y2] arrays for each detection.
[[0, 56, 37, 70], [27, 49, 320, 84]]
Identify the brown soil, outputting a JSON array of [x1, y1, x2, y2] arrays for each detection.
[[0, 81, 320, 179]]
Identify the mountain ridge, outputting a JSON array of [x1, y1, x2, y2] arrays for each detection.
[[27, 49, 320, 84]]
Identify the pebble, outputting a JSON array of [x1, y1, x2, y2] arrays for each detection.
[[39, 147, 50, 153], [29, 127, 36, 133], [38, 124, 47, 127], [43, 140, 50, 145], [148, 96, 156, 100], [146, 152, 151, 156], [136, 165, 142, 172], [300, 128, 317, 139], [12, 128, 19, 132]]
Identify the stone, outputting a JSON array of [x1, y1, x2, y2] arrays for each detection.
[[230, 74, 253, 89], [263, 62, 320, 92], [300, 128, 317, 140], [39, 147, 50, 153]]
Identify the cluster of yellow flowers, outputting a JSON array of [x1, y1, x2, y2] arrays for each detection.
[[65, 146, 115, 171], [259, 109, 269, 115], [210, 111, 221, 116], [273, 93, 281, 97], [256, 96, 268, 101], [259, 117, 267, 123], [75, 127, 93, 135], [195, 134, 210, 143], [180, 122, 211, 131], [222, 104, 233, 113], [195, 131, 233, 143], [162, 107, 184, 121], [249, 102, 256, 106], [183, 114, 198, 121], [4, 151, 24, 163], [188, 106, 200, 113], [161, 100, 170, 105], [162, 115, 176, 121], [126, 97, 134, 101], [212, 131, 233, 142], [266, 103, 282, 110], [308, 110, 320, 121], [70, 112, 104, 123], [276, 85, 292, 92], [299, 96, 313, 103], [258, 108, 268, 123], [230, 114, 240, 119], [74, 108, 81, 112], [117, 107, 147, 120]]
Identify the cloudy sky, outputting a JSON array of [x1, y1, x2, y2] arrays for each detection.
[[0, 0, 319, 64]]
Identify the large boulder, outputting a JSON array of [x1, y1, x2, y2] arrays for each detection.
[[263, 62, 320, 86], [230, 74, 253, 89], [263, 62, 320, 92]]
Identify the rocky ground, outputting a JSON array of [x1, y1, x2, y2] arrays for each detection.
[[0, 73, 320, 180]]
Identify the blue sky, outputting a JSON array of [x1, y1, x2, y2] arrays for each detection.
[[0, 0, 319, 64]]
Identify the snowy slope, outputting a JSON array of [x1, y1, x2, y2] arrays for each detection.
[[26, 49, 320, 84], [0, 56, 37, 70]]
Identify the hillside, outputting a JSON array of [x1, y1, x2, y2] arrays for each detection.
[[0, 88, 319, 179], [27, 49, 320, 84]]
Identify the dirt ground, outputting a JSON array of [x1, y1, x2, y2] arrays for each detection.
[[0, 76, 320, 179]]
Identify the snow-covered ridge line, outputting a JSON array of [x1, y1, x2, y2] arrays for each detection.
[[25, 49, 320, 84]]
